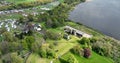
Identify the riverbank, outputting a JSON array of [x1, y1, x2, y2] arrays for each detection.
[[69, 0, 120, 40], [68, 0, 120, 62]]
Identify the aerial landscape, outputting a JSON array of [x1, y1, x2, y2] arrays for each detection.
[[0, 0, 120, 63]]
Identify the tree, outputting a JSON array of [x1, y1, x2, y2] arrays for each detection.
[[80, 37, 90, 45], [25, 36, 35, 51], [45, 19, 53, 28], [31, 41, 42, 53], [44, 30, 62, 40], [2, 53, 23, 63], [52, 19, 60, 28], [49, 43, 54, 49], [46, 48, 55, 59], [21, 40, 28, 50], [0, 27, 7, 34], [0, 50, 2, 58], [17, 16, 25, 24], [9, 42, 20, 52], [0, 41, 9, 54], [84, 48, 91, 58], [92, 41, 112, 56], [39, 48, 46, 58], [89, 37, 97, 43], [70, 45, 83, 56], [27, 14, 34, 22], [0, 35, 3, 42], [2, 32, 13, 42]]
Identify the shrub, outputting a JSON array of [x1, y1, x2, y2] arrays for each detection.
[[2, 53, 23, 63], [49, 43, 54, 49], [79, 37, 90, 45], [53, 41, 58, 46], [67, 55, 75, 63], [31, 41, 42, 53], [92, 41, 112, 57], [0, 50, 1, 58], [70, 45, 83, 56], [25, 36, 35, 51], [39, 48, 47, 58], [44, 31, 62, 40], [84, 48, 91, 58], [46, 49, 55, 59], [2, 32, 13, 42], [89, 37, 98, 43]]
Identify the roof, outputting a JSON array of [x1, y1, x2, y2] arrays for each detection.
[[64, 26, 92, 38]]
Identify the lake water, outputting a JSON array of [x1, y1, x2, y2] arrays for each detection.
[[69, 0, 120, 40]]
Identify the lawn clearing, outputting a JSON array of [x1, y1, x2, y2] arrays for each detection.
[[0, 59, 2, 63], [6, 0, 35, 4], [73, 51, 114, 63], [54, 36, 80, 56], [26, 53, 51, 63], [26, 36, 80, 63], [6, 0, 53, 4], [46, 35, 80, 56]]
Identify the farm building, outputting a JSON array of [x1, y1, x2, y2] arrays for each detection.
[[64, 26, 92, 38]]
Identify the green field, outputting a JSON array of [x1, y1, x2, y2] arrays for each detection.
[[26, 35, 80, 63], [60, 52, 114, 63], [5, 0, 53, 4], [0, 59, 2, 63], [6, 0, 35, 4], [26, 53, 52, 63]]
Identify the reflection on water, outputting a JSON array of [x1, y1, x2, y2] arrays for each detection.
[[69, 0, 120, 40]]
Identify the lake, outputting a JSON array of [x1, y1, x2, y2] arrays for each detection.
[[69, 0, 120, 40]]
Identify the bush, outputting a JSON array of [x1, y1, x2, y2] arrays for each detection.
[[84, 48, 91, 58], [49, 43, 54, 49], [38, 48, 55, 58], [53, 41, 58, 46], [0, 50, 1, 58], [70, 45, 83, 56], [2, 53, 23, 63], [67, 55, 75, 63], [44, 31, 62, 40], [39, 48, 47, 58], [79, 37, 90, 45], [46, 49, 55, 59], [89, 37, 98, 43], [0, 41, 9, 54], [92, 41, 112, 57], [31, 41, 42, 53], [2, 32, 13, 42], [25, 36, 35, 51]]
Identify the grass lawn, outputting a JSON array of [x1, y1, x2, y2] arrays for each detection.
[[0, 59, 2, 63], [26, 36, 80, 63], [26, 53, 51, 63], [60, 51, 114, 63], [6, 0, 53, 4], [74, 51, 114, 63], [6, 0, 35, 4], [54, 36, 80, 56]]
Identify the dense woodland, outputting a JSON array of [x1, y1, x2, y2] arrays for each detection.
[[0, 0, 120, 63]]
